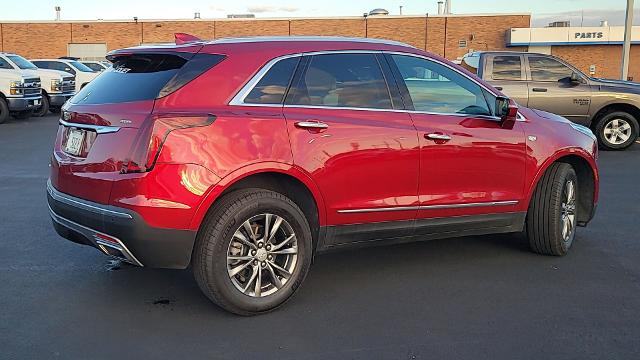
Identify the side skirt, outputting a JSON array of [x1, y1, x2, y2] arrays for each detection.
[[316, 212, 527, 252]]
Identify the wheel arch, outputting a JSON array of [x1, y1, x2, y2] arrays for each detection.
[[526, 150, 598, 226], [190, 163, 327, 250], [590, 102, 640, 130]]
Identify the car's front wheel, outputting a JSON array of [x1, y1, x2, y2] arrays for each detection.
[[594, 110, 639, 150], [193, 188, 312, 315], [526, 162, 578, 256]]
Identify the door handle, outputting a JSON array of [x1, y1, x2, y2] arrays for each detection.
[[495, 86, 503, 91], [295, 121, 329, 130], [425, 133, 452, 141], [532, 88, 548, 92]]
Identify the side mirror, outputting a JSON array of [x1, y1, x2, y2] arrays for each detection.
[[495, 96, 518, 125], [571, 72, 581, 83], [560, 72, 581, 85]]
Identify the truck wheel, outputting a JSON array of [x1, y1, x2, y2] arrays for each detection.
[[0, 97, 9, 124], [33, 95, 50, 117], [594, 111, 639, 150], [526, 162, 578, 256], [193, 188, 312, 315], [12, 110, 34, 120]]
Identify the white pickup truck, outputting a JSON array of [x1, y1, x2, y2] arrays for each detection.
[[0, 53, 76, 117], [0, 54, 42, 123]]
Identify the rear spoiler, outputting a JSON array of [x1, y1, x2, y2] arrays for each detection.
[[175, 33, 202, 45]]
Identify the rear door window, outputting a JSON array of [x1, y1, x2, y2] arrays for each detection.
[[71, 53, 224, 105], [244, 57, 299, 105], [491, 56, 522, 81], [286, 53, 393, 110]]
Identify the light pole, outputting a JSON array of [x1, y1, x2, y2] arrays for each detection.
[[621, 0, 635, 81]]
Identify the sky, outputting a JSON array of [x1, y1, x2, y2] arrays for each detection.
[[1, 0, 638, 26]]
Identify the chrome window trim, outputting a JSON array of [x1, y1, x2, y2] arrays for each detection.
[[228, 49, 511, 121], [47, 180, 133, 219], [59, 119, 120, 134], [337, 200, 519, 214], [229, 53, 303, 106]]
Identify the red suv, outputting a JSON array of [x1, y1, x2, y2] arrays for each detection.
[[48, 36, 599, 315]]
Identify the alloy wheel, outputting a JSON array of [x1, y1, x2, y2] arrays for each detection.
[[603, 118, 632, 145], [226, 213, 298, 297], [560, 179, 577, 243]]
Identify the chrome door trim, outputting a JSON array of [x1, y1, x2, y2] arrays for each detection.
[[337, 206, 421, 214], [59, 119, 120, 134], [337, 200, 519, 214]]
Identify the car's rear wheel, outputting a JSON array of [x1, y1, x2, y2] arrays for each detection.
[[193, 188, 312, 315], [526, 162, 578, 256], [33, 95, 50, 117], [0, 98, 9, 124], [594, 111, 639, 150], [12, 110, 33, 120]]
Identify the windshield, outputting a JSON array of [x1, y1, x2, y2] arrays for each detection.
[[69, 60, 96, 73], [6, 55, 38, 70]]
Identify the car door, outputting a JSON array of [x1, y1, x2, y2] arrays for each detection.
[[483, 53, 529, 106], [525, 55, 592, 125], [283, 52, 420, 246], [386, 53, 527, 235]]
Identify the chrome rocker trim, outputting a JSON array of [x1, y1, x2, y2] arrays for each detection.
[[337, 200, 519, 214]]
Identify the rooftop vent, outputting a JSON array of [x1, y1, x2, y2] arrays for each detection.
[[368, 8, 389, 16]]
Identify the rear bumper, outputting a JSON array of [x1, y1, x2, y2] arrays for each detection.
[[47, 179, 197, 269], [7, 96, 42, 111], [49, 92, 75, 106]]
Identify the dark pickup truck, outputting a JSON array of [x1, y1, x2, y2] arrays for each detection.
[[461, 51, 640, 150]]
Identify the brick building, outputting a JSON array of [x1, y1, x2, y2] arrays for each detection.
[[0, 13, 638, 80]]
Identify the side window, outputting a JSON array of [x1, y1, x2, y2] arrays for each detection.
[[491, 56, 522, 81], [0, 58, 13, 69], [391, 54, 491, 116], [244, 57, 299, 105], [529, 56, 574, 82], [287, 53, 392, 110]]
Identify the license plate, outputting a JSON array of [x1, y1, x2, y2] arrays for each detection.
[[65, 129, 85, 156]]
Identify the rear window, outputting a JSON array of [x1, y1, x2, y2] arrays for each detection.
[[70, 53, 225, 105], [491, 56, 522, 81]]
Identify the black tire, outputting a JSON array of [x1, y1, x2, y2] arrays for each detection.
[[33, 94, 50, 117], [526, 162, 578, 256], [49, 106, 61, 114], [193, 188, 312, 315], [0, 97, 9, 124], [594, 110, 639, 150], [12, 110, 33, 120]]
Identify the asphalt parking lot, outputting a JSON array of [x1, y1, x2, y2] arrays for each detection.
[[1, 114, 639, 359]]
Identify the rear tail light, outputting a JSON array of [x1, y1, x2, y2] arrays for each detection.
[[122, 115, 215, 173]]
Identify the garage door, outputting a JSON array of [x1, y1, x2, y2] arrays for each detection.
[[68, 43, 107, 60]]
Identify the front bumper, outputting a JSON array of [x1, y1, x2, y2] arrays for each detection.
[[49, 92, 75, 106], [47, 180, 197, 269], [7, 96, 42, 111]]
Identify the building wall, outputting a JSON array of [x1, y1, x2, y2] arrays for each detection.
[[551, 45, 640, 81], [0, 14, 528, 58], [2, 14, 637, 80]]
